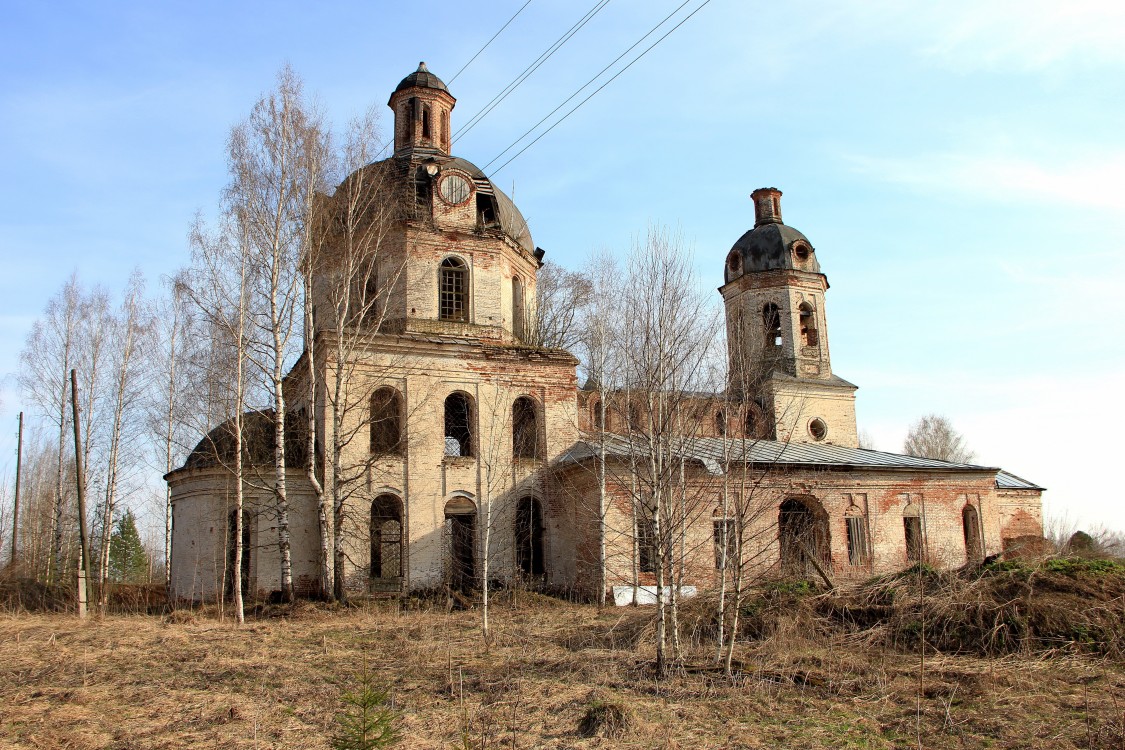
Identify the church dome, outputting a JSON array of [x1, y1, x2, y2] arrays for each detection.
[[724, 187, 821, 283], [427, 154, 534, 254], [394, 62, 449, 95]]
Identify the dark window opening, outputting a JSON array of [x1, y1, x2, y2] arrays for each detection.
[[515, 496, 545, 578], [225, 509, 251, 601], [845, 514, 868, 566], [476, 194, 499, 227], [444, 392, 473, 457], [904, 515, 923, 563], [445, 502, 476, 594], [591, 400, 604, 430], [745, 408, 758, 438], [370, 388, 402, 455], [809, 418, 828, 441], [726, 250, 742, 274], [441, 110, 449, 146], [414, 173, 432, 215], [421, 105, 432, 139], [778, 497, 830, 577], [512, 276, 526, 341], [638, 514, 657, 574], [409, 97, 419, 131], [714, 518, 737, 570], [439, 257, 469, 321], [793, 243, 810, 262], [763, 303, 783, 348], [799, 302, 818, 347], [512, 396, 539, 459], [361, 266, 380, 325], [715, 410, 727, 437], [963, 505, 982, 563], [370, 495, 403, 584]]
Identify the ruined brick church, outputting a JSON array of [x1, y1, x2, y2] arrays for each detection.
[[166, 64, 1044, 602]]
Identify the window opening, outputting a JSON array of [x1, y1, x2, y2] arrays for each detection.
[[713, 518, 737, 570], [515, 496, 545, 578], [962, 504, 983, 563], [904, 503, 923, 563], [745, 408, 757, 439], [638, 513, 657, 574], [439, 257, 469, 321], [763, 303, 783, 348], [370, 388, 402, 455], [512, 396, 539, 459], [591, 400, 604, 430], [444, 499, 476, 594], [444, 393, 473, 457], [512, 276, 526, 341], [370, 495, 403, 586], [809, 418, 828, 441], [421, 104, 432, 139], [476, 194, 498, 227], [778, 497, 830, 577], [715, 409, 727, 437], [799, 302, 818, 347], [845, 512, 868, 566], [793, 243, 810, 262]]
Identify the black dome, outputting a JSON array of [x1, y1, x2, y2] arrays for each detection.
[[725, 222, 821, 283], [394, 62, 449, 94]]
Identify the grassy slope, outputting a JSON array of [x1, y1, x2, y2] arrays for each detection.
[[1, 596, 1124, 749]]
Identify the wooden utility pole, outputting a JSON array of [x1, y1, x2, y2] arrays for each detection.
[[9, 412, 22, 568], [69, 370, 92, 618]]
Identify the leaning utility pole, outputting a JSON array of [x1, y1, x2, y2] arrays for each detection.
[[69, 370, 92, 618], [9, 412, 22, 568]]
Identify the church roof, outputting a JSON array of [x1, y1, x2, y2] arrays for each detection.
[[394, 62, 449, 94], [996, 470, 1045, 491], [558, 432, 1004, 476], [726, 222, 821, 281], [172, 409, 309, 476]]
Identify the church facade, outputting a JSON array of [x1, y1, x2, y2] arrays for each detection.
[[166, 64, 1043, 603]]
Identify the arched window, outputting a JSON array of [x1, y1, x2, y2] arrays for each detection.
[[845, 505, 869, 567], [515, 496, 545, 578], [715, 409, 727, 437], [745, 407, 757, 438], [512, 396, 539, 459], [762, 303, 782, 349], [799, 302, 818, 347], [590, 399, 604, 430], [963, 504, 982, 563], [370, 495, 403, 584], [370, 387, 402, 454], [444, 496, 476, 593], [444, 392, 474, 457], [778, 496, 830, 576], [512, 276, 526, 340], [903, 502, 924, 563], [421, 104, 432, 139], [439, 257, 469, 321]]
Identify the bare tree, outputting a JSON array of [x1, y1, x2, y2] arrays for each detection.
[[526, 261, 591, 350], [903, 414, 975, 463], [227, 67, 330, 603]]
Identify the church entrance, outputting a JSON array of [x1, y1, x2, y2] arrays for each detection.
[[444, 497, 476, 594], [778, 497, 830, 578]]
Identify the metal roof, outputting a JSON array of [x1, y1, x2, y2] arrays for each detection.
[[996, 470, 1045, 491], [557, 432, 1003, 474]]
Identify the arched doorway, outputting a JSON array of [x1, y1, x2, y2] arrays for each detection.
[[370, 495, 403, 592], [444, 496, 476, 593], [515, 496, 545, 579], [778, 497, 830, 577], [962, 504, 983, 563]]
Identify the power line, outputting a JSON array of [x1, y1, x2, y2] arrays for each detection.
[[448, 0, 535, 86], [481, 0, 695, 173], [488, 0, 712, 176], [452, 0, 613, 146]]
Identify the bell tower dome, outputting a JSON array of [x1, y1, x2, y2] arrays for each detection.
[[720, 188, 859, 447], [388, 62, 456, 155]]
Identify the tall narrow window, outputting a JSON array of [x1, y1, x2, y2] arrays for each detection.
[[799, 302, 818, 347], [638, 514, 657, 574], [963, 504, 983, 563], [515, 496, 545, 577], [512, 396, 539, 459], [745, 407, 758, 438], [421, 104, 432, 139], [361, 265, 380, 325], [370, 387, 402, 455], [763, 303, 782, 348], [439, 257, 469, 321], [715, 410, 727, 437], [904, 502, 923, 563], [512, 276, 526, 340], [591, 400, 604, 430], [845, 509, 869, 567], [444, 392, 473, 457], [713, 518, 737, 570], [370, 495, 403, 584]]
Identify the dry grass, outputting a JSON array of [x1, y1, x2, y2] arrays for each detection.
[[2, 586, 1125, 750]]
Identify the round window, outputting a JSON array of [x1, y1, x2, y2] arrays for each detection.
[[439, 173, 472, 205], [726, 250, 742, 274], [792, 243, 810, 262], [809, 418, 828, 441]]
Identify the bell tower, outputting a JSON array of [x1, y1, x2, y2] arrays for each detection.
[[388, 62, 456, 155], [720, 188, 859, 447]]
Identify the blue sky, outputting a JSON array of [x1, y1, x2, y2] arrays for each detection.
[[1, 1, 1123, 533]]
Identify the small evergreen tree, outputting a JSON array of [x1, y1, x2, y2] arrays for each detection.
[[332, 654, 401, 749], [108, 509, 149, 583]]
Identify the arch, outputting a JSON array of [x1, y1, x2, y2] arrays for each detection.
[[762, 303, 782, 349], [903, 501, 924, 563], [444, 496, 476, 592], [370, 387, 403, 455], [515, 496, 546, 578], [844, 504, 869, 567], [370, 494, 403, 584], [512, 396, 540, 460], [962, 504, 983, 563], [444, 392, 474, 457], [799, 302, 819, 347], [512, 276, 526, 340], [439, 257, 469, 321], [778, 496, 830, 577]]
